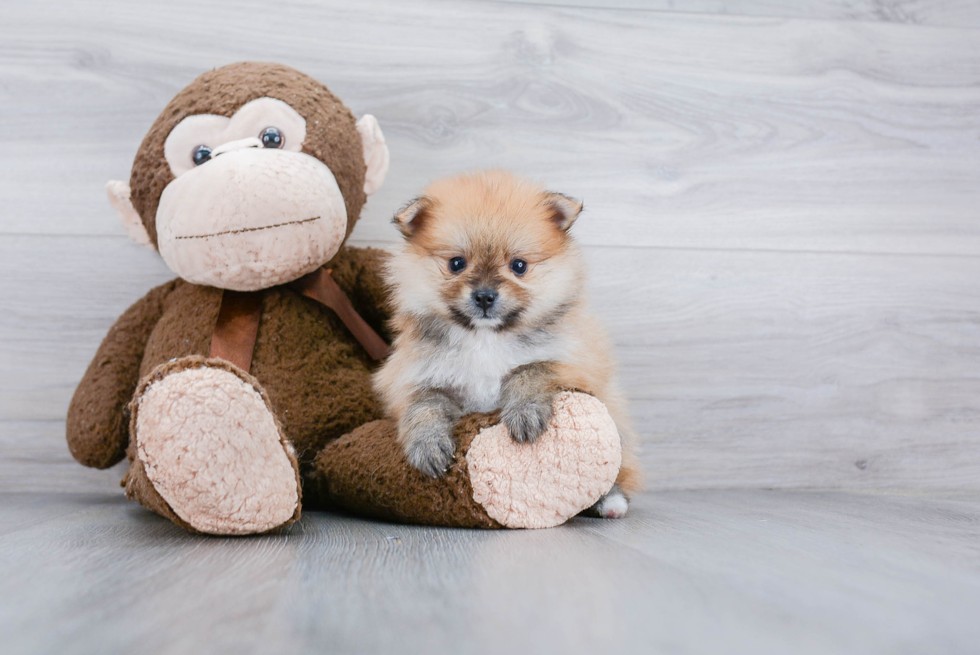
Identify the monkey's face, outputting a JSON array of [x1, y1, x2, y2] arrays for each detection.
[[107, 63, 389, 292], [156, 98, 348, 290]]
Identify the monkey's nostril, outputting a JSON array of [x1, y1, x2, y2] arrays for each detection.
[[472, 288, 497, 310]]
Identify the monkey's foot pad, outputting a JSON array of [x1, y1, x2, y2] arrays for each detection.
[[466, 391, 622, 529], [131, 357, 301, 535]]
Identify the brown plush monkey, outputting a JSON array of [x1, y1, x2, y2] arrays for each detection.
[[68, 62, 394, 534], [68, 62, 622, 535]]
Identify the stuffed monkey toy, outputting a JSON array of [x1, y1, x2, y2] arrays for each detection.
[[67, 62, 622, 535]]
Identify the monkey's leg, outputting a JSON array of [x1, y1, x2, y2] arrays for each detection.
[[311, 392, 622, 529], [124, 356, 301, 535]]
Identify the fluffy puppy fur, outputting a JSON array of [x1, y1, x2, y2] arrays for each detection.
[[374, 170, 640, 517]]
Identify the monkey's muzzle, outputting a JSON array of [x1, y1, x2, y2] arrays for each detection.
[[156, 148, 348, 291]]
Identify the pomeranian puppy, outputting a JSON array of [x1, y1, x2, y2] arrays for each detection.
[[373, 170, 640, 517]]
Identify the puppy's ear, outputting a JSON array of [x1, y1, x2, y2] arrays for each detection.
[[545, 192, 583, 232], [393, 196, 431, 238]]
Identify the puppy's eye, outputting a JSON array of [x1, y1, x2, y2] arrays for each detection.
[[448, 257, 467, 273], [510, 258, 528, 276], [192, 145, 212, 166], [260, 126, 284, 149]]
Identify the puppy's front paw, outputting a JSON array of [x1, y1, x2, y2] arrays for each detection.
[[501, 397, 553, 445], [404, 423, 455, 478]]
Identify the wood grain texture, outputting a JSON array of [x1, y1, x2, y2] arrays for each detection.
[[2, 490, 979, 654], [2, 0, 980, 255], [2, 0, 979, 492], [3, 236, 979, 490], [0, 422, 125, 495], [491, 0, 980, 29]]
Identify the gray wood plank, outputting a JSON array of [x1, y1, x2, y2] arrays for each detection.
[[490, 0, 980, 29], [0, 421, 126, 495], [4, 236, 979, 490], [2, 490, 978, 655], [2, 0, 980, 256]]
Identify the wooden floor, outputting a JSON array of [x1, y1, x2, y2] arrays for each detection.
[[1, 489, 978, 655], [3, 0, 980, 652]]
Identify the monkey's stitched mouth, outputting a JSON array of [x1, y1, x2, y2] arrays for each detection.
[[174, 216, 321, 240]]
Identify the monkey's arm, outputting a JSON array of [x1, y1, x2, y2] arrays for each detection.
[[329, 245, 392, 341], [66, 280, 177, 468]]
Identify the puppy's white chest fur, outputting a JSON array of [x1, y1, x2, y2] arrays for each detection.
[[412, 328, 560, 413]]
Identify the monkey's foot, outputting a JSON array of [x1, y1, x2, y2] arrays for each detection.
[[128, 357, 301, 535], [466, 391, 622, 529]]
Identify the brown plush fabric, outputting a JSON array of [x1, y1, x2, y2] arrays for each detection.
[[67, 245, 391, 474], [122, 445, 194, 531], [327, 245, 393, 340], [129, 62, 367, 247], [66, 280, 177, 468], [310, 413, 503, 528]]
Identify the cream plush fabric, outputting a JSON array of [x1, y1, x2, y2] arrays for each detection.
[[135, 364, 300, 535], [156, 148, 349, 291], [466, 392, 622, 529]]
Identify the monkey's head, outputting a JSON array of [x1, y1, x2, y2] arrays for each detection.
[[107, 62, 389, 291]]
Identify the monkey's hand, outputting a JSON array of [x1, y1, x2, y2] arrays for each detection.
[[500, 362, 558, 445], [330, 246, 393, 341], [400, 389, 462, 478]]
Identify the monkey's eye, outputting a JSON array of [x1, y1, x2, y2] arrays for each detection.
[[510, 258, 528, 276], [192, 145, 212, 166], [260, 126, 284, 149], [448, 257, 467, 274]]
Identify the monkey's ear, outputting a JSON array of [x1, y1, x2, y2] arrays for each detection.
[[392, 196, 430, 238], [545, 192, 583, 232], [106, 180, 155, 250], [356, 115, 389, 196]]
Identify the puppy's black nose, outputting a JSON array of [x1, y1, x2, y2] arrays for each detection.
[[472, 288, 497, 310]]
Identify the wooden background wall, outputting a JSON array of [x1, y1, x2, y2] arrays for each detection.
[[2, 0, 979, 492]]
